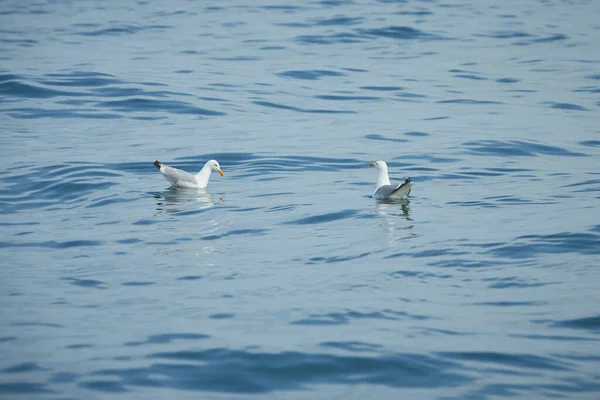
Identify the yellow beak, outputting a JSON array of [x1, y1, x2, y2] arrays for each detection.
[[369, 162, 375, 167], [217, 169, 224, 177]]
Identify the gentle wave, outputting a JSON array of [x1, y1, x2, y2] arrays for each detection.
[[1, 72, 226, 119], [2, 147, 592, 215], [4, 342, 591, 395], [276, 69, 346, 80], [291, 309, 429, 325], [0, 240, 103, 249], [125, 333, 210, 346], [463, 140, 587, 157], [283, 209, 360, 225], [486, 229, 600, 258], [74, 24, 173, 37], [252, 100, 354, 114], [295, 25, 449, 45], [78, 347, 473, 393], [0, 163, 122, 213], [2, 1, 600, 399], [551, 316, 600, 332]]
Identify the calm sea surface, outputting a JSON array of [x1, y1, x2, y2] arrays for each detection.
[[1, 0, 600, 399]]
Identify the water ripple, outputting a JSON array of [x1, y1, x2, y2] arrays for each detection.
[[0, 163, 121, 212], [486, 229, 600, 259], [438, 351, 570, 371], [283, 209, 359, 225], [463, 140, 587, 157], [437, 99, 502, 105], [357, 26, 443, 40], [315, 94, 380, 101], [320, 341, 382, 352], [5, 108, 122, 119], [125, 333, 210, 346], [40, 71, 121, 87], [360, 85, 403, 91], [0, 72, 226, 118], [96, 98, 225, 116], [83, 348, 472, 393], [0, 383, 54, 395], [551, 316, 600, 332], [295, 33, 363, 45], [1, 362, 44, 373], [1, 81, 85, 99], [365, 133, 409, 143], [550, 102, 588, 111], [201, 229, 269, 241], [276, 69, 346, 80], [0, 240, 103, 249], [292, 309, 429, 325], [306, 251, 371, 264], [75, 24, 173, 36], [315, 16, 364, 26], [252, 100, 354, 114], [62, 278, 107, 289]]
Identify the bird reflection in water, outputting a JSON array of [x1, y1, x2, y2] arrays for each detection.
[[376, 198, 416, 244], [376, 198, 412, 220], [154, 187, 220, 214]]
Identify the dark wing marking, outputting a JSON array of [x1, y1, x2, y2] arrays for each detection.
[[389, 182, 412, 198], [390, 181, 408, 196]]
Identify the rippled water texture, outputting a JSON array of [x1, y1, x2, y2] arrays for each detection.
[[1, 0, 600, 399]]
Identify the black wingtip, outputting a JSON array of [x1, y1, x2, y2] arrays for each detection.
[[153, 160, 161, 169]]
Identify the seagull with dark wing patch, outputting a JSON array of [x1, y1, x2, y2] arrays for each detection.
[[369, 161, 412, 200], [154, 159, 224, 189]]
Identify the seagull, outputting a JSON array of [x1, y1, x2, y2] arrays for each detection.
[[369, 161, 412, 199], [153, 159, 224, 189]]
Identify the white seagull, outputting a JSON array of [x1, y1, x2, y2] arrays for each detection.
[[369, 161, 412, 199], [153, 159, 224, 189]]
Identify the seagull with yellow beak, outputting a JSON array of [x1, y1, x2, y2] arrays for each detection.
[[369, 160, 412, 199], [153, 159, 224, 189]]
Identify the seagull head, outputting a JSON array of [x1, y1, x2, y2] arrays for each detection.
[[369, 160, 388, 172], [208, 160, 224, 176]]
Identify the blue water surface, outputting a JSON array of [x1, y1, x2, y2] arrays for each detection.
[[1, 0, 600, 399]]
